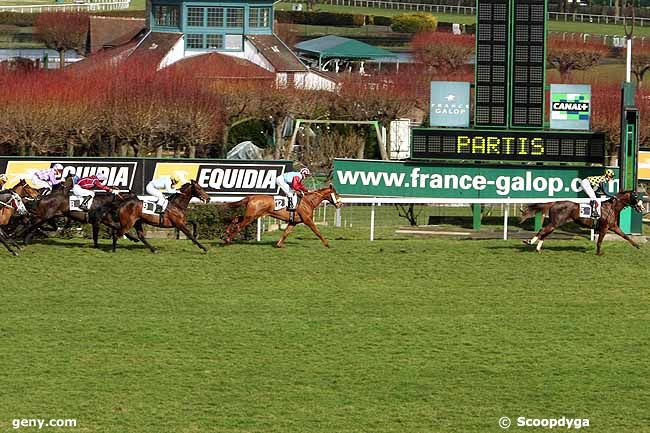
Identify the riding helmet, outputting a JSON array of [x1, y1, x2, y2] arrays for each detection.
[[605, 169, 615, 178], [300, 167, 311, 177]]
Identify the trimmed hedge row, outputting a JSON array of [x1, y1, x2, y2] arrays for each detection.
[[0, 10, 145, 27], [187, 203, 255, 241]]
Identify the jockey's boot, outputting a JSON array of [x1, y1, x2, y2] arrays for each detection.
[[79, 196, 91, 211], [590, 200, 600, 219], [287, 196, 295, 224]]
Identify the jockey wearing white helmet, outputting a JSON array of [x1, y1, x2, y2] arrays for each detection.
[[32, 163, 64, 195], [276, 167, 311, 218]]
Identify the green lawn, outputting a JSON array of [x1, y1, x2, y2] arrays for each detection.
[[276, 2, 650, 37], [2, 231, 649, 433]]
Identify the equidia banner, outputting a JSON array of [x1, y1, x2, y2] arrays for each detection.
[[0, 157, 292, 196], [333, 159, 618, 199]]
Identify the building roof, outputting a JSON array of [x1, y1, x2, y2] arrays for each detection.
[[295, 35, 397, 60], [247, 34, 306, 72], [168, 52, 275, 80], [129, 31, 183, 68], [87, 16, 145, 54]]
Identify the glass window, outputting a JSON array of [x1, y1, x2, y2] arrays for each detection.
[[207, 7, 224, 27], [206, 34, 224, 49], [249, 8, 270, 28], [186, 34, 203, 49], [153, 5, 180, 27], [226, 8, 243, 27], [187, 7, 204, 27], [224, 34, 243, 50]]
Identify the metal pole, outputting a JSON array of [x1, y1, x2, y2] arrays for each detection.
[[626, 37, 632, 83], [370, 202, 376, 241], [503, 204, 509, 240], [256, 218, 261, 242]]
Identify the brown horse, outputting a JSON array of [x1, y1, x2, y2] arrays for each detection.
[[21, 177, 140, 247], [113, 180, 210, 253], [520, 190, 645, 255], [223, 184, 343, 248], [0, 180, 40, 255]]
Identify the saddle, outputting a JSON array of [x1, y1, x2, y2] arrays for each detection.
[[142, 200, 167, 215]]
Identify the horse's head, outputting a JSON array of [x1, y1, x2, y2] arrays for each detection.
[[181, 180, 209, 204], [616, 190, 645, 213], [326, 183, 343, 209], [13, 179, 39, 199]]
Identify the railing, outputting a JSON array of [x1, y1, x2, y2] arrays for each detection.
[[289, 0, 650, 27], [0, 0, 130, 13]]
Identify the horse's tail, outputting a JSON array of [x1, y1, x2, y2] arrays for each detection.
[[519, 202, 554, 223]]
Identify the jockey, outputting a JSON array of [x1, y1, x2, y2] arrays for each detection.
[[276, 167, 310, 212], [31, 163, 64, 195], [0, 174, 7, 191], [145, 175, 180, 209], [580, 169, 615, 219], [73, 172, 118, 211]]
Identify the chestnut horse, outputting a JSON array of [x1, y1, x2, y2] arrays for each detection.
[[520, 190, 645, 255], [113, 180, 210, 253], [223, 184, 343, 248], [0, 180, 40, 255]]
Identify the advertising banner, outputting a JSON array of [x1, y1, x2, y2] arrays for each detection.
[[0, 157, 292, 196], [143, 160, 292, 196], [550, 84, 591, 131], [429, 81, 471, 128], [639, 151, 650, 180], [0, 158, 143, 192], [333, 159, 618, 199]]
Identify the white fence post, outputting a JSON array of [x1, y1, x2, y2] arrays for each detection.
[[256, 218, 261, 242], [370, 202, 376, 241], [335, 207, 342, 227], [503, 205, 509, 240]]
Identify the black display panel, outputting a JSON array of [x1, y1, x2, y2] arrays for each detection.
[[411, 128, 606, 163], [510, 0, 546, 128], [475, 0, 510, 127]]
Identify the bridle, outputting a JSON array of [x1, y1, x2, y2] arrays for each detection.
[[0, 192, 27, 215]]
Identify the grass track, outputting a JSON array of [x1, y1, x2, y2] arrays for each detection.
[[2, 231, 650, 433]]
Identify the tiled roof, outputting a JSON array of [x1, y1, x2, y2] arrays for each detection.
[[247, 34, 306, 72], [168, 52, 275, 80], [128, 31, 183, 69], [88, 16, 145, 54]]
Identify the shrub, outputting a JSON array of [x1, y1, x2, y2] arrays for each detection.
[[186, 203, 255, 241], [391, 13, 437, 33], [351, 14, 366, 26], [274, 10, 359, 27], [0, 12, 38, 27], [371, 15, 392, 26]]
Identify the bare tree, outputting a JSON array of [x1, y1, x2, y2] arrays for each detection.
[[35, 12, 88, 69]]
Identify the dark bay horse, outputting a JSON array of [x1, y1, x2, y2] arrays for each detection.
[[0, 180, 40, 255], [223, 184, 343, 248], [520, 190, 645, 255], [113, 180, 210, 253], [21, 178, 139, 247]]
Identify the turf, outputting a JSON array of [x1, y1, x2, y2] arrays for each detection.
[[2, 230, 650, 433]]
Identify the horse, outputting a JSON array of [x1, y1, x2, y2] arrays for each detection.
[[0, 179, 40, 255], [113, 180, 210, 253], [223, 184, 343, 248], [20, 177, 140, 247], [520, 190, 645, 255]]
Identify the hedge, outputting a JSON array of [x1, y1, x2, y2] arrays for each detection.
[[187, 203, 255, 241], [391, 13, 438, 33], [371, 15, 392, 26], [275, 10, 360, 27], [0, 12, 38, 27]]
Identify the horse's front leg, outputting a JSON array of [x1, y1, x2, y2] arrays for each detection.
[[609, 225, 641, 250], [0, 228, 18, 256], [175, 221, 208, 252], [134, 220, 158, 253], [301, 214, 329, 248]]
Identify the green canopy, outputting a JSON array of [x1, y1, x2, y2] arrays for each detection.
[[295, 35, 397, 60]]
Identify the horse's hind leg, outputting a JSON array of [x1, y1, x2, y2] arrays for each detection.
[[276, 223, 296, 248], [0, 229, 18, 256], [530, 224, 557, 252], [224, 216, 255, 244]]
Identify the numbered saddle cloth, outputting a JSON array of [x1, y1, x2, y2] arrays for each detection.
[[142, 200, 166, 215], [69, 195, 93, 212], [273, 196, 288, 211]]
